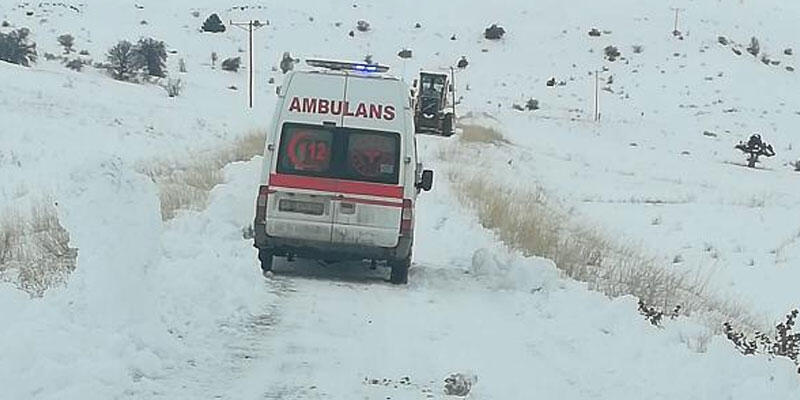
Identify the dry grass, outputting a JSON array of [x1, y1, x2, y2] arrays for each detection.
[[141, 129, 267, 220], [458, 124, 508, 145], [450, 171, 765, 334], [0, 201, 78, 297]]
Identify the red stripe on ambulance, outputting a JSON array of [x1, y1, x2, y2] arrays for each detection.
[[288, 97, 396, 120], [269, 173, 404, 198]]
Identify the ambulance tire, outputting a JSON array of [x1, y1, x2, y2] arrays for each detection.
[[389, 254, 411, 285], [258, 248, 274, 273]]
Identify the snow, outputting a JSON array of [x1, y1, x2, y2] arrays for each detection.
[[2, 0, 800, 398]]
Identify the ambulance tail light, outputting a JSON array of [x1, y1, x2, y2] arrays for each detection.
[[400, 199, 413, 236], [255, 185, 270, 223]]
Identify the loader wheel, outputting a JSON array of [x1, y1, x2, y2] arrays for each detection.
[[389, 255, 410, 284], [442, 113, 455, 137], [258, 249, 274, 273]]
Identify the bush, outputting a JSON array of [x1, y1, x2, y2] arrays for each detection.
[[0, 28, 37, 67], [57, 33, 74, 53], [356, 20, 370, 32], [397, 48, 412, 59], [202, 13, 226, 33], [484, 24, 505, 40], [178, 58, 186, 73], [221, 56, 241, 72], [106, 40, 139, 81], [723, 310, 799, 373], [134, 37, 167, 77], [65, 58, 83, 71], [604, 45, 621, 61]]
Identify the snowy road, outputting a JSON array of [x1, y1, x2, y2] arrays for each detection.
[[160, 155, 799, 400]]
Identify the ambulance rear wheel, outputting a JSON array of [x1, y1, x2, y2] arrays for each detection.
[[258, 249, 274, 273], [389, 255, 410, 285]]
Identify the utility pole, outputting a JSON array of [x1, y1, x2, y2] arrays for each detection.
[[593, 69, 600, 122], [230, 19, 266, 109], [671, 8, 683, 36]]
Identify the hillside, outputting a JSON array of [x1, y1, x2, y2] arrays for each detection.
[[1, 0, 799, 398]]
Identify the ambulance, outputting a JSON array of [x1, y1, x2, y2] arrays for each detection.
[[253, 59, 434, 284]]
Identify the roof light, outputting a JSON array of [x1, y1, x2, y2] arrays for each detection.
[[306, 58, 390, 73]]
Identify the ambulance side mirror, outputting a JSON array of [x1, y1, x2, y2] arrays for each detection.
[[418, 170, 434, 192], [412, 79, 418, 88]]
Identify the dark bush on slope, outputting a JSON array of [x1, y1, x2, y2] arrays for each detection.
[[484, 24, 505, 40], [202, 13, 226, 33], [134, 37, 167, 77], [0, 28, 37, 67], [106, 40, 139, 81], [221, 56, 241, 72]]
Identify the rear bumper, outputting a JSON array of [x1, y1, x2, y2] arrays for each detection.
[[253, 222, 412, 262]]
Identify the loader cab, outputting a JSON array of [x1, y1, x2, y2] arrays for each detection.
[[413, 71, 455, 136], [253, 59, 434, 284]]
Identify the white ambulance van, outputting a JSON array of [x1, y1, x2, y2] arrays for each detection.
[[253, 59, 434, 284]]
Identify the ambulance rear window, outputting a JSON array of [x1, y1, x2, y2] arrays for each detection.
[[276, 126, 334, 175], [344, 131, 399, 184], [276, 123, 400, 185]]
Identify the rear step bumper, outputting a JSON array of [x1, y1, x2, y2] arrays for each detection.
[[253, 223, 412, 262]]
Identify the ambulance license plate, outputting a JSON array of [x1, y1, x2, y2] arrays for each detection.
[[279, 199, 325, 216]]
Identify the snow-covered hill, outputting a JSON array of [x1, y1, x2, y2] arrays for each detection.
[[2, 0, 799, 398]]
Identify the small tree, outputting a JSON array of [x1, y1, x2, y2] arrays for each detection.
[[57, 34, 74, 54], [221, 56, 241, 72], [735, 134, 775, 168], [202, 13, 226, 33], [0, 28, 37, 67], [106, 40, 139, 81], [279, 51, 295, 74], [134, 37, 167, 77]]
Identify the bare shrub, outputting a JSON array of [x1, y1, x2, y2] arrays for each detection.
[[0, 201, 78, 297], [141, 130, 267, 220], [458, 124, 507, 144], [164, 78, 183, 97]]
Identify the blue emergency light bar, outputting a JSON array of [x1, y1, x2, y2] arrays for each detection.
[[306, 58, 390, 73]]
